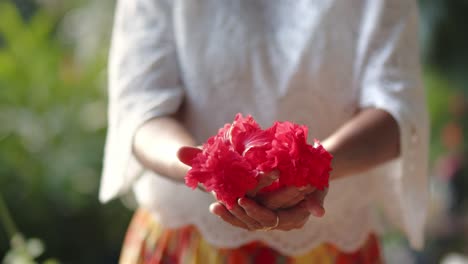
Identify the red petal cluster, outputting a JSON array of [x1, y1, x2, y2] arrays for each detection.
[[259, 123, 332, 192], [185, 114, 332, 209]]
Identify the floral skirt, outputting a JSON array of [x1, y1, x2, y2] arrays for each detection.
[[119, 208, 383, 264]]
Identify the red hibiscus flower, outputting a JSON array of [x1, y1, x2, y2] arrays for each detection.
[[254, 122, 332, 193], [185, 114, 332, 208]]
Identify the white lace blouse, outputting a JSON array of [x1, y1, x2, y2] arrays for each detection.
[[100, 0, 429, 255]]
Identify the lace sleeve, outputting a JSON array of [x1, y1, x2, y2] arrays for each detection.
[[99, 0, 184, 203], [356, 0, 429, 249]]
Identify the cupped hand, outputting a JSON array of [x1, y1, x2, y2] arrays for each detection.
[[178, 145, 329, 230], [210, 188, 328, 231], [252, 185, 317, 210]]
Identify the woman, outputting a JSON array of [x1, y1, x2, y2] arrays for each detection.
[[100, 0, 429, 263]]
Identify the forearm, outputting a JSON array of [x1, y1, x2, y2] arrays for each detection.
[[322, 108, 400, 180], [133, 116, 196, 182]]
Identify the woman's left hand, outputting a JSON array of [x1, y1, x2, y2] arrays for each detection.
[[209, 188, 327, 231], [253, 185, 317, 210]]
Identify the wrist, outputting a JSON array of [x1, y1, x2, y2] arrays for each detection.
[[321, 138, 342, 180], [169, 159, 190, 183]]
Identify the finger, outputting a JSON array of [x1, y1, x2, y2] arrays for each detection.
[[279, 186, 317, 208], [196, 183, 208, 192], [256, 186, 304, 209], [177, 146, 202, 166], [247, 170, 279, 197], [209, 202, 250, 230], [276, 201, 311, 231], [279, 194, 305, 209], [298, 185, 316, 195], [228, 202, 262, 230], [305, 189, 328, 217], [238, 197, 278, 228]]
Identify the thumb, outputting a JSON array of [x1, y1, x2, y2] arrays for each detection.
[[247, 170, 279, 197], [177, 146, 202, 166], [305, 188, 328, 217]]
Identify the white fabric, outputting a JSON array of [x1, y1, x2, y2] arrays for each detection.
[[100, 0, 429, 255]]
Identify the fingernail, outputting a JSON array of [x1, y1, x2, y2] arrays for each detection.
[[311, 206, 325, 217], [298, 186, 308, 191], [209, 203, 217, 214], [238, 198, 245, 206]]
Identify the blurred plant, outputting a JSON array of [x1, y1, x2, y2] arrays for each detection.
[[419, 1, 468, 257], [420, 0, 468, 88], [1, 194, 59, 264], [0, 1, 131, 263]]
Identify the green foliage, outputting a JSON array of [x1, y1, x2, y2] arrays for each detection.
[[2, 234, 60, 264], [0, 1, 131, 263], [424, 70, 454, 160], [420, 0, 468, 88]]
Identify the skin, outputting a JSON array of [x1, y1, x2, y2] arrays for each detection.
[[133, 108, 400, 231]]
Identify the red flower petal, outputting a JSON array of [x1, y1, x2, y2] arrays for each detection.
[[185, 114, 333, 206]]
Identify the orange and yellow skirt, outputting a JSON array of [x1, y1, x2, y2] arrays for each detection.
[[120, 208, 383, 264]]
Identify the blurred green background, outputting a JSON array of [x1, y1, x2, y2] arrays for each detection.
[[0, 0, 467, 263]]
